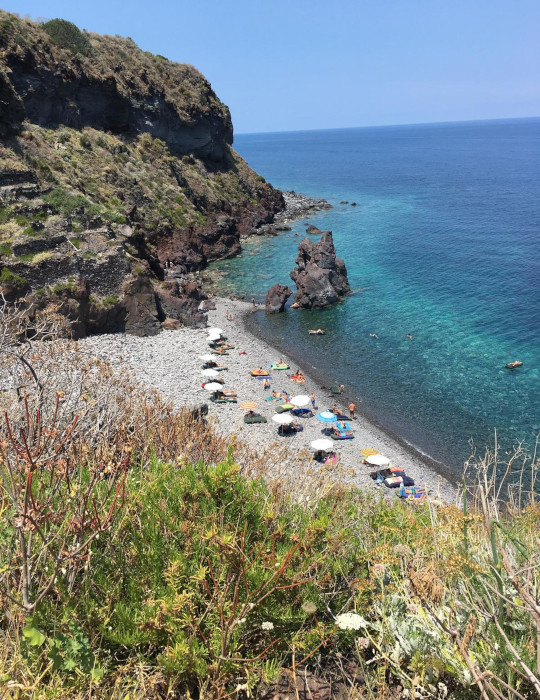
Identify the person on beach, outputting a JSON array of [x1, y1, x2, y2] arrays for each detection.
[[332, 403, 339, 415], [310, 392, 316, 409], [251, 297, 256, 306], [339, 384, 344, 393], [263, 377, 270, 390], [349, 401, 356, 419]]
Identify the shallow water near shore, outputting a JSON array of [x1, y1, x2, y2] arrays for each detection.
[[208, 118, 540, 480]]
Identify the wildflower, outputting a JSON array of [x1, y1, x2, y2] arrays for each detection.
[[335, 612, 366, 631], [261, 621, 274, 631], [356, 636, 369, 649], [237, 617, 246, 625]]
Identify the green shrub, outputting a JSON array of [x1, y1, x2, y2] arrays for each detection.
[[0, 242, 12, 256], [43, 188, 89, 216], [42, 18, 92, 56], [32, 251, 54, 264], [79, 133, 92, 149], [0, 267, 26, 287]]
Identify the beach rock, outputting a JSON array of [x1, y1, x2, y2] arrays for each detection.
[[306, 225, 323, 234], [290, 231, 350, 309], [157, 279, 207, 328], [265, 283, 292, 314], [122, 273, 161, 337]]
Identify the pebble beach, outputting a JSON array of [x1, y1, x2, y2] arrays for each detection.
[[79, 297, 457, 503]]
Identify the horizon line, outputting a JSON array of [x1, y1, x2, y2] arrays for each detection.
[[235, 114, 540, 138]]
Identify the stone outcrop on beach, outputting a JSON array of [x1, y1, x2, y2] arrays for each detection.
[[290, 231, 350, 308], [249, 191, 331, 237], [265, 283, 292, 313], [0, 10, 284, 336]]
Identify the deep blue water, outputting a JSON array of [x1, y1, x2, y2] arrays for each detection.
[[209, 118, 540, 478]]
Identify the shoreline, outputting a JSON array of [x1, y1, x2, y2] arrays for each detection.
[[243, 306, 460, 488], [78, 297, 457, 504]]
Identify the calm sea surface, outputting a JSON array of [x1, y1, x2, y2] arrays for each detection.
[[209, 118, 540, 479]]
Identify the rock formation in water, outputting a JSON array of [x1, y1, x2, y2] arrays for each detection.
[[289, 231, 350, 308], [0, 11, 284, 336], [265, 283, 292, 313]]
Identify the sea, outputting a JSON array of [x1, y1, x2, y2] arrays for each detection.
[[208, 118, 540, 484]]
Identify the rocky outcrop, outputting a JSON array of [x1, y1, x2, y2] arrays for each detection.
[[290, 231, 350, 309], [0, 69, 24, 137], [265, 283, 292, 313], [0, 10, 286, 335]]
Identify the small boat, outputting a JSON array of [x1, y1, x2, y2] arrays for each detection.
[[308, 329, 325, 335], [505, 361, 523, 369]]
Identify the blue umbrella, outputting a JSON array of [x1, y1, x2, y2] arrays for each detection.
[[316, 411, 337, 423]]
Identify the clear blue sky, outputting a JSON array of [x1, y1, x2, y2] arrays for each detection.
[[3, 0, 539, 134]]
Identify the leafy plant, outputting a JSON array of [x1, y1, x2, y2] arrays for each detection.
[[42, 18, 92, 56]]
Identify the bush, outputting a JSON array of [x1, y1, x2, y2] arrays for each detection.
[[43, 187, 89, 216], [42, 18, 92, 56], [0, 267, 26, 287]]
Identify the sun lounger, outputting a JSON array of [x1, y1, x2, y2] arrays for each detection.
[[244, 415, 268, 424]]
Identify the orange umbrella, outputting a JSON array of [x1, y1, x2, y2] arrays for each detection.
[[239, 401, 258, 411]]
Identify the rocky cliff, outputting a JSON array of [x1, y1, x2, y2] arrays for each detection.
[[0, 11, 284, 335], [290, 231, 350, 308]]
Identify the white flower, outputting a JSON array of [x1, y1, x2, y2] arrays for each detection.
[[335, 612, 366, 631], [261, 621, 274, 631]]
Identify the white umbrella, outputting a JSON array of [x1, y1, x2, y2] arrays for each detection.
[[310, 439, 334, 451], [207, 327, 223, 335], [290, 395, 310, 407], [203, 382, 223, 392], [272, 413, 294, 425], [201, 368, 219, 378], [316, 411, 337, 423], [200, 354, 216, 362], [208, 332, 221, 341], [365, 454, 391, 466]]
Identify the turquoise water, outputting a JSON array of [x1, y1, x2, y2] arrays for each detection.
[[209, 119, 540, 478]]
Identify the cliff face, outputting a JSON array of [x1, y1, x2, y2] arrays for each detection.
[[0, 11, 284, 336]]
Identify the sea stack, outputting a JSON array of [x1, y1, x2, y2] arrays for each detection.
[[290, 231, 350, 308], [265, 283, 293, 313]]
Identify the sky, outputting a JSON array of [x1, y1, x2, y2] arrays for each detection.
[[3, 0, 540, 134]]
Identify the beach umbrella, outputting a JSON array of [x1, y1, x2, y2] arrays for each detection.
[[316, 411, 337, 423], [272, 413, 294, 425], [200, 354, 216, 362], [203, 382, 223, 392], [361, 448, 379, 457], [208, 332, 221, 341], [365, 454, 391, 467], [290, 394, 310, 407], [207, 327, 223, 335], [239, 401, 258, 410], [310, 439, 334, 451], [201, 368, 219, 378]]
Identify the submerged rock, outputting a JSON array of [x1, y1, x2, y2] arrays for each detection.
[[265, 283, 292, 313], [289, 231, 350, 309]]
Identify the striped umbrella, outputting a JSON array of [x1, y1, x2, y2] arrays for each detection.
[[239, 401, 258, 411], [361, 448, 379, 457]]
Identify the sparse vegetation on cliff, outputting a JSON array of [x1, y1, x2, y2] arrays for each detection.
[[0, 8, 283, 336]]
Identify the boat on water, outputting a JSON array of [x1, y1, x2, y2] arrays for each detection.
[[505, 361, 523, 369]]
